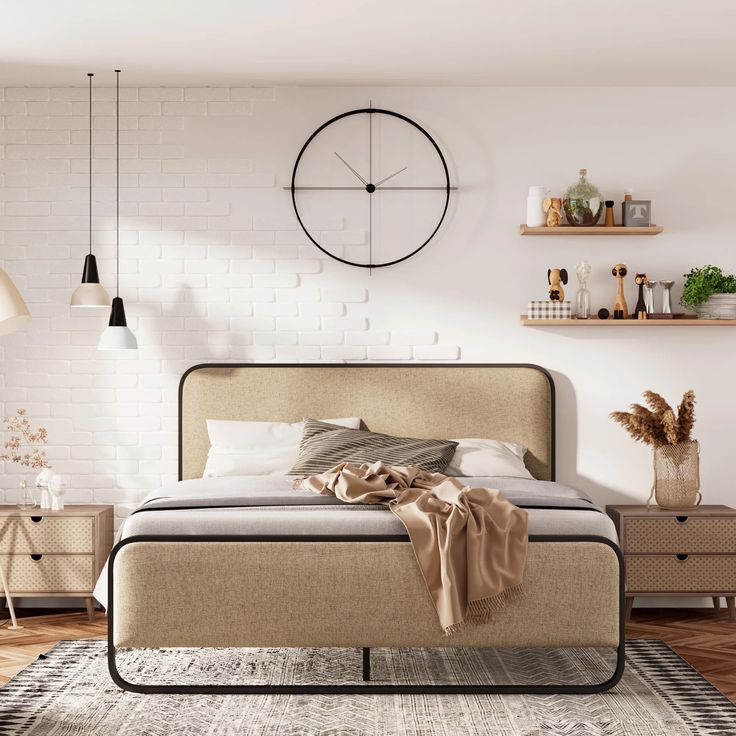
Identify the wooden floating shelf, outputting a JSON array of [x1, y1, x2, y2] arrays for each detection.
[[520, 315, 736, 326], [519, 224, 663, 236]]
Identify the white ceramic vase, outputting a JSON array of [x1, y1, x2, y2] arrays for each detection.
[[526, 186, 548, 227]]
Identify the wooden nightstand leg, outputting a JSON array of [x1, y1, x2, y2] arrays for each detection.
[[625, 597, 635, 620], [713, 596, 721, 610], [85, 597, 96, 621], [726, 597, 736, 622]]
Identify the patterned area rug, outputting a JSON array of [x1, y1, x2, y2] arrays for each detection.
[[0, 640, 734, 735]]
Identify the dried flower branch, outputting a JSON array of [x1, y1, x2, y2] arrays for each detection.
[[642, 391, 673, 418], [0, 409, 51, 470], [676, 390, 696, 443], [611, 390, 696, 447]]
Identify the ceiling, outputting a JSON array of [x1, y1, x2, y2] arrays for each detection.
[[2, 1, 736, 87]]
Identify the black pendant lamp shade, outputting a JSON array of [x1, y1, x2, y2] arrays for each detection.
[[108, 296, 128, 326], [98, 69, 137, 351], [71, 73, 110, 308]]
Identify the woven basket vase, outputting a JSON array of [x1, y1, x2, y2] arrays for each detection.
[[647, 439, 701, 510]]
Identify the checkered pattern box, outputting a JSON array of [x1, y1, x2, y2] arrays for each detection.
[[527, 301, 572, 319]]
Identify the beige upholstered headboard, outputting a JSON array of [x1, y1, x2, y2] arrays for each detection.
[[178, 364, 555, 481]]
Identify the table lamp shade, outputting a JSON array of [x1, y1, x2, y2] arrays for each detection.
[[0, 268, 31, 336]]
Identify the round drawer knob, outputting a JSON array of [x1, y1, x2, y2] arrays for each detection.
[[676, 553, 689, 561], [30, 554, 43, 561], [30, 516, 43, 524], [675, 516, 689, 524]]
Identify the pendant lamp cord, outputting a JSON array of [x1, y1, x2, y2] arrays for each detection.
[[88, 73, 93, 256], [115, 69, 120, 298]]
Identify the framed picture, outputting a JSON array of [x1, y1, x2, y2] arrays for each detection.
[[622, 200, 651, 227]]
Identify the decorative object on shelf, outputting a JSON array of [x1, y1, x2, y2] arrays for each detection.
[[563, 168, 603, 226], [288, 105, 455, 269], [681, 265, 736, 319], [542, 197, 563, 227], [71, 73, 110, 309], [0, 268, 31, 337], [35, 467, 54, 509], [660, 280, 675, 314], [634, 273, 649, 320], [574, 261, 592, 319], [611, 263, 629, 319], [611, 389, 700, 510], [527, 301, 572, 320], [526, 186, 548, 227], [622, 199, 651, 227], [604, 200, 614, 227], [547, 268, 568, 301], [1, 409, 51, 509], [99, 70, 137, 351], [49, 474, 70, 511], [643, 279, 657, 314], [624, 188, 633, 202], [597, 308, 610, 320], [17, 480, 36, 511]]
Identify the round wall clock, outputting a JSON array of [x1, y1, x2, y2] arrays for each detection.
[[289, 107, 456, 269]]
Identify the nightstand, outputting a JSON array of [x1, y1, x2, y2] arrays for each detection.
[[0, 505, 113, 620], [607, 504, 736, 621]]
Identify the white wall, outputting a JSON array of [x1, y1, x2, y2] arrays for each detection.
[[2, 85, 735, 536]]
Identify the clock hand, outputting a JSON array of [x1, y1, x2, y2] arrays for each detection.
[[334, 152, 367, 186], [374, 166, 407, 188]]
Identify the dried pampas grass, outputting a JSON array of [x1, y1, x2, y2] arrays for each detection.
[[611, 390, 696, 447]]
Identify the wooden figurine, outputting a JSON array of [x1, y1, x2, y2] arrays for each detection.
[[543, 197, 563, 227], [548, 268, 568, 301], [611, 263, 629, 319], [634, 273, 649, 320]]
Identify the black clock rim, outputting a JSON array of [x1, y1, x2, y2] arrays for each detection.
[[290, 107, 451, 269]]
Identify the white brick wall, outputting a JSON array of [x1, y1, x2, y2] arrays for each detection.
[[0, 86, 460, 526]]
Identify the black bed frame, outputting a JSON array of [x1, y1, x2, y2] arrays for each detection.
[[107, 363, 626, 694]]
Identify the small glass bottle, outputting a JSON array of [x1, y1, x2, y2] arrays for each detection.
[[575, 261, 592, 319]]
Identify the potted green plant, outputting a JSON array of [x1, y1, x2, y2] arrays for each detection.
[[681, 265, 736, 319]]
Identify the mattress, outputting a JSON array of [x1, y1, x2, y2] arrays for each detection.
[[94, 475, 617, 608]]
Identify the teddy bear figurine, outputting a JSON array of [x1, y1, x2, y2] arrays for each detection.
[[543, 197, 563, 227]]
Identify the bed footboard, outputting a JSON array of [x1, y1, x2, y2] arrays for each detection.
[[108, 534, 624, 694]]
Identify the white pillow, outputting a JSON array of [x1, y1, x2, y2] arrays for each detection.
[[444, 438, 533, 479], [203, 417, 361, 477]]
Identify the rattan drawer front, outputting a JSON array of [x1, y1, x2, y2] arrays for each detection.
[[624, 517, 736, 554], [0, 554, 94, 593], [0, 516, 94, 554], [626, 555, 736, 592]]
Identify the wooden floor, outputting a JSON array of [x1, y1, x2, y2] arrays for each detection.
[[0, 608, 735, 702]]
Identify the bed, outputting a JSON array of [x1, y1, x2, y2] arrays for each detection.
[[106, 363, 624, 694]]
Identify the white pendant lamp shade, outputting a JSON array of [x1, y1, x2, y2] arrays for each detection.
[[71, 72, 110, 309], [71, 282, 111, 308], [99, 326, 138, 350], [0, 268, 31, 336], [98, 69, 137, 351]]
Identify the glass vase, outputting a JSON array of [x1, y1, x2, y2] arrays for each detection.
[[17, 480, 37, 510], [575, 287, 591, 319]]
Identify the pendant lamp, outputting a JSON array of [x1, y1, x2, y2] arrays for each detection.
[[98, 70, 137, 351], [71, 73, 110, 308], [0, 268, 31, 336]]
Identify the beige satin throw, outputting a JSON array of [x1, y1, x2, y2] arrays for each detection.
[[297, 462, 528, 635]]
